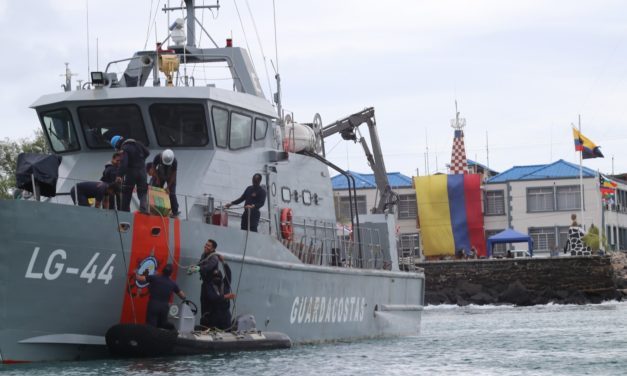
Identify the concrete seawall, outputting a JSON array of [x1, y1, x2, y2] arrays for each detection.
[[417, 253, 627, 306]]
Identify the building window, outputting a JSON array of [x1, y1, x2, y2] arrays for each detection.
[[399, 233, 420, 256], [529, 227, 557, 252], [557, 226, 569, 251], [397, 194, 417, 219], [527, 187, 554, 212], [485, 229, 506, 255], [485, 190, 505, 215], [556, 185, 581, 211], [337, 195, 367, 221]]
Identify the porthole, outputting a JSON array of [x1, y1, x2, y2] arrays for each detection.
[[302, 190, 312, 206], [281, 187, 291, 202], [271, 183, 277, 197]]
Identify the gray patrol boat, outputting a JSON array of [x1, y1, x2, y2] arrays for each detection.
[[0, 1, 424, 363]]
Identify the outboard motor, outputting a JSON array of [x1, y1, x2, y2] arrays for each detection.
[[175, 301, 196, 334], [235, 314, 257, 332]]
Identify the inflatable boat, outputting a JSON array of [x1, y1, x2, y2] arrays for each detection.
[[105, 302, 291, 358]]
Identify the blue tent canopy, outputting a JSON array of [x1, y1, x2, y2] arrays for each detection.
[[487, 229, 534, 257]]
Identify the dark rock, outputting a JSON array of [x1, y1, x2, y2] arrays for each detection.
[[469, 292, 496, 305], [455, 296, 470, 306], [425, 291, 450, 305], [457, 281, 483, 296], [563, 291, 587, 305], [498, 280, 534, 306]]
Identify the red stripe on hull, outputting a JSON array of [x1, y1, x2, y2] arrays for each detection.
[[119, 213, 181, 324]]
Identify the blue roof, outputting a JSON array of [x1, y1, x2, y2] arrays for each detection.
[[331, 171, 413, 190], [487, 159, 596, 183]]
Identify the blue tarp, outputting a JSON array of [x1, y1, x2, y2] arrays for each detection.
[[487, 228, 534, 257]]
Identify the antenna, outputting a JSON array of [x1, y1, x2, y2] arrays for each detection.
[[450, 100, 466, 131], [425, 129, 430, 175], [86, 0, 90, 79], [271, 0, 283, 124], [486, 131, 489, 171]]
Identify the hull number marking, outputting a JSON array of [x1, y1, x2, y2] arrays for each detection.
[[25, 247, 116, 284]]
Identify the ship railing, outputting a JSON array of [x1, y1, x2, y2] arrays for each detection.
[[282, 217, 388, 271], [18, 180, 390, 270]]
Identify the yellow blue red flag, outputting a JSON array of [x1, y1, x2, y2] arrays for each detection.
[[572, 127, 603, 159], [414, 174, 486, 257]]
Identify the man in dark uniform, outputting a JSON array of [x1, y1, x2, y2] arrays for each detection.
[[111, 135, 150, 213], [70, 181, 113, 208], [225, 173, 267, 232], [136, 264, 186, 329], [100, 151, 122, 210], [187, 239, 227, 328], [152, 149, 179, 217], [204, 268, 235, 330]]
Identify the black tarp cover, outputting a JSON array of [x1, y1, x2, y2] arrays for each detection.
[[15, 153, 62, 197]]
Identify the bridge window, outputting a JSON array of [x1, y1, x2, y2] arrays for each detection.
[[78, 104, 148, 149], [150, 104, 209, 147], [230, 112, 252, 150], [40, 109, 80, 153], [212, 107, 228, 148], [255, 118, 268, 140]]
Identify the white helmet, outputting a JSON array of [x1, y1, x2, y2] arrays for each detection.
[[161, 149, 175, 166]]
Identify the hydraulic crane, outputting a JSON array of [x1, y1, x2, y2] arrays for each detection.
[[320, 107, 397, 214]]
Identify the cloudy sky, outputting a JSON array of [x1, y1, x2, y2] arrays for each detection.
[[3, 0, 627, 177]]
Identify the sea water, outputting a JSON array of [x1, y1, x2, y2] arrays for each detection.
[[2, 302, 627, 375]]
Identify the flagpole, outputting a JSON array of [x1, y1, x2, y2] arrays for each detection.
[[599, 170, 605, 252], [578, 115, 585, 229]]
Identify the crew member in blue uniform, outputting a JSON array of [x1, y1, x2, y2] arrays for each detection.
[[110, 135, 150, 213], [136, 264, 187, 329], [100, 151, 122, 209], [152, 149, 180, 217], [225, 173, 267, 232], [187, 239, 230, 328], [70, 181, 112, 208]]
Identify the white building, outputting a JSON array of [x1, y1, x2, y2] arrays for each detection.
[[484, 159, 627, 254], [331, 171, 420, 259]]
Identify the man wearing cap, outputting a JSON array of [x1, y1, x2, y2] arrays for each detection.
[[110, 135, 150, 213], [136, 263, 187, 329], [152, 149, 179, 217]]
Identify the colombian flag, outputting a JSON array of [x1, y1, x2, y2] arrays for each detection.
[[573, 127, 604, 159], [414, 174, 486, 257]]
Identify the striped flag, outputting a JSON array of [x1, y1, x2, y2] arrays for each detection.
[[600, 174, 617, 204], [573, 127, 604, 159], [414, 174, 486, 257]]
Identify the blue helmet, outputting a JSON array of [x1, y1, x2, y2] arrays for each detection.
[[110, 135, 122, 149]]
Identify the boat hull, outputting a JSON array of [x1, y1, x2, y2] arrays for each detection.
[[0, 200, 424, 362]]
